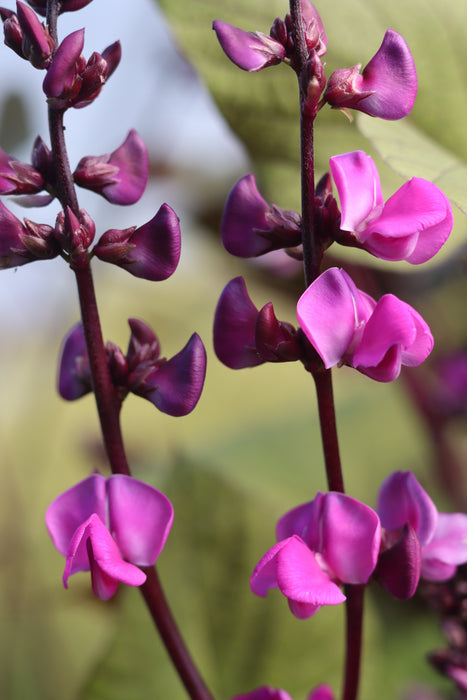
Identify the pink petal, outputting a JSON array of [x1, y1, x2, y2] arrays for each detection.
[[357, 30, 417, 120], [377, 471, 438, 546], [43, 28, 84, 98], [276, 494, 325, 551], [421, 513, 467, 581], [307, 685, 335, 700], [250, 538, 287, 597], [46, 474, 107, 558], [321, 493, 381, 584], [276, 536, 346, 606], [329, 151, 383, 233], [297, 268, 359, 368], [221, 174, 272, 256], [232, 687, 293, 700], [107, 475, 174, 566], [102, 130, 149, 205], [213, 21, 285, 72]]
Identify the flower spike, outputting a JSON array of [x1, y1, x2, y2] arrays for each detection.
[[323, 29, 417, 119]]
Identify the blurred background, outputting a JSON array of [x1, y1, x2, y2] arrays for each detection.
[[0, 0, 466, 698]]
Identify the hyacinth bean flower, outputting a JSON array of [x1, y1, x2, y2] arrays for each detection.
[[73, 130, 149, 205], [232, 686, 334, 700], [323, 30, 417, 120], [0, 200, 59, 268], [329, 151, 453, 263], [93, 203, 181, 281], [376, 471, 467, 599], [251, 491, 381, 619], [0, 145, 44, 195], [46, 473, 173, 600], [213, 1, 326, 73], [297, 267, 433, 382], [2, 1, 55, 69], [213, 277, 302, 369], [221, 174, 302, 257], [58, 318, 206, 417]]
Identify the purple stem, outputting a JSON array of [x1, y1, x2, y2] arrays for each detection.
[[288, 3, 364, 699], [45, 3, 215, 697]]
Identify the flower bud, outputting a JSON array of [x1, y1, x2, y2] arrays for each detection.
[[57, 322, 92, 400], [16, 1, 54, 68], [26, 0, 93, 16], [55, 206, 96, 259], [255, 303, 302, 362], [0, 145, 45, 194]]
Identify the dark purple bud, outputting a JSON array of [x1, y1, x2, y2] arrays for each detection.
[[126, 318, 161, 376], [132, 333, 207, 417], [93, 203, 181, 281], [374, 524, 422, 599], [0, 200, 58, 267], [16, 1, 54, 68], [74, 130, 148, 205], [42, 28, 85, 106], [213, 277, 264, 369], [255, 302, 302, 362], [301, 0, 327, 56], [0, 145, 45, 194], [55, 206, 95, 258], [323, 30, 417, 120], [221, 174, 302, 257], [314, 172, 341, 248], [213, 20, 286, 72], [302, 51, 326, 116], [26, 0, 93, 16], [100, 40, 121, 80], [31, 135, 54, 184], [2, 10, 24, 58], [57, 322, 92, 400]]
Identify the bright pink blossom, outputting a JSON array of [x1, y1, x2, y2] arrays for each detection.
[[377, 471, 467, 586], [330, 151, 453, 263], [324, 29, 417, 119], [297, 267, 433, 382], [46, 473, 174, 600], [251, 491, 380, 619]]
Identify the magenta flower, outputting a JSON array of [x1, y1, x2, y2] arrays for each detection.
[[57, 319, 206, 417], [46, 473, 174, 600], [329, 151, 453, 263], [73, 130, 148, 205], [213, 20, 285, 72], [323, 29, 417, 119], [377, 471, 467, 586], [297, 267, 433, 382], [232, 686, 334, 700], [221, 174, 302, 257], [93, 203, 181, 281], [251, 491, 380, 619]]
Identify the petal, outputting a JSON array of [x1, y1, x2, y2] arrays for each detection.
[[107, 475, 174, 566], [221, 174, 272, 257], [358, 30, 417, 120], [307, 686, 335, 700], [421, 513, 467, 581], [0, 201, 30, 268], [63, 514, 146, 599], [321, 493, 381, 584], [213, 277, 264, 369], [213, 21, 285, 72], [102, 130, 149, 205], [275, 535, 346, 606], [374, 523, 421, 599], [329, 151, 383, 233], [377, 471, 438, 546], [232, 687, 293, 700], [138, 333, 206, 417], [43, 28, 84, 98], [364, 179, 453, 263], [250, 538, 288, 598], [57, 322, 92, 400], [297, 267, 360, 368], [276, 494, 325, 551], [46, 474, 107, 558]]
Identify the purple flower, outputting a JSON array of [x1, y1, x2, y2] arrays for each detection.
[[213, 277, 302, 369], [377, 471, 467, 588], [73, 130, 149, 205], [0, 145, 44, 195], [57, 319, 206, 417], [26, 0, 93, 15], [46, 473, 174, 600], [329, 151, 453, 263], [0, 201, 59, 268], [323, 30, 417, 119], [93, 203, 181, 281], [14, 1, 54, 68], [213, 20, 286, 72], [221, 174, 302, 257], [251, 491, 380, 619], [297, 267, 433, 382]]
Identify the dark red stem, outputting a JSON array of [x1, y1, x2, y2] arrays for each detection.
[[342, 585, 365, 700], [312, 368, 345, 493]]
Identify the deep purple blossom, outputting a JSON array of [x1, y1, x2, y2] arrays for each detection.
[[57, 319, 206, 417], [329, 151, 453, 263], [221, 174, 302, 257], [27, 0, 93, 15], [251, 491, 380, 619], [297, 267, 433, 382], [14, 1, 54, 68], [323, 30, 417, 119], [213, 277, 302, 369], [46, 473, 173, 600], [377, 471, 467, 591], [93, 204, 181, 281], [73, 130, 148, 205], [0, 200, 59, 267], [0, 145, 44, 194]]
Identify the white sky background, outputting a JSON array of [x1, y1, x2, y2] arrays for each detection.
[[0, 0, 246, 331]]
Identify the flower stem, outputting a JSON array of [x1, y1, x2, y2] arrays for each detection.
[[342, 584, 365, 700], [312, 368, 345, 493]]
